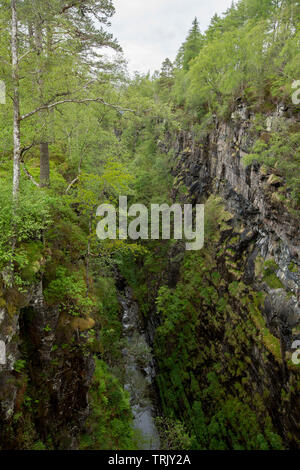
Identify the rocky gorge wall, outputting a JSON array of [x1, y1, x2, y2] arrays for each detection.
[[170, 104, 300, 347], [139, 105, 300, 449], [0, 278, 95, 450]]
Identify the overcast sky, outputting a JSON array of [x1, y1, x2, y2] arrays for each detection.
[[110, 0, 234, 74]]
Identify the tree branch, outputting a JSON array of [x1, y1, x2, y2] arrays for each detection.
[[20, 142, 43, 188], [18, 49, 33, 63], [60, 1, 85, 14], [65, 176, 79, 193], [43, 80, 96, 107], [21, 163, 41, 187], [20, 97, 136, 121], [66, 154, 83, 193], [20, 143, 35, 159]]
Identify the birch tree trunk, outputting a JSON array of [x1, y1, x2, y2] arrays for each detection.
[[11, 0, 21, 201]]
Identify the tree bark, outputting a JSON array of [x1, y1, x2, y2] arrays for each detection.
[[11, 0, 21, 201]]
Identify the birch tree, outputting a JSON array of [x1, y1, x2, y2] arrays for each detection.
[[11, 0, 20, 200]]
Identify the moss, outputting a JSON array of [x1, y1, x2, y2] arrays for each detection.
[[255, 256, 265, 278], [255, 259, 285, 289], [205, 195, 233, 238], [6, 301, 17, 318], [263, 272, 284, 289], [0, 296, 6, 308], [249, 302, 282, 362], [70, 317, 95, 332], [17, 241, 44, 282], [271, 193, 285, 204], [288, 262, 298, 273], [267, 174, 283, 186]]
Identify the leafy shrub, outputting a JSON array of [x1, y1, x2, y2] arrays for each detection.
[[80, 359, 135, 450], [45, 266, 95, 316]]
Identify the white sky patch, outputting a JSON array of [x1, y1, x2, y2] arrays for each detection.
[[110, 0, 234, 74]]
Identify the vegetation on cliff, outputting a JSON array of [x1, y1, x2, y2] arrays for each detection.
[[0, 0, 299, 450]]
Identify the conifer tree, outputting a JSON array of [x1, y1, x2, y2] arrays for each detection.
[[176, 17, 203, 71]]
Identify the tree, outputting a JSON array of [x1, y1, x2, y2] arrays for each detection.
[[157, 58, 174, 94], [176, 18, 203, 71], [0, 0, 135, 263], [160, 58, 174, 79], [205, 14, 224, 41], [19, 0, 121, 187], [11, 0, 21, 200]]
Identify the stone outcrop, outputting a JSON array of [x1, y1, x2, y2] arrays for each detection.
[[0, 279, 95, 449]]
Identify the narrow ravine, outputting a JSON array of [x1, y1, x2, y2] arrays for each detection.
[[119, 287, 160, 450]]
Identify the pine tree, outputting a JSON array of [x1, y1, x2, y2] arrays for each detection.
[[176, 18, 203, 71], [160, 58, 174, 80], [23, 0, 121, 187]]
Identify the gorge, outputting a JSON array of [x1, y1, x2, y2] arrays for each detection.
[[0, 0, 300, 452]]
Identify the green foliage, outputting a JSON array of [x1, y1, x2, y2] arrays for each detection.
[[31, 441, 47, 450], [154, 248, 284, 449], [1, 0, 299, 452], [0, 181, 52, 272], [176, 18, 203, 71], [243, 122, 300, 206], [156, 417, 192, 450], [80, 359, 135, 450], [171, 0, 300, 122], [204, 396, 282, 450], [44, 266, 96, 316], [14, 359, 27, 373]]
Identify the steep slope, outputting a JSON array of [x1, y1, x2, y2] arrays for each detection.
[[125, 104, 300, 450]]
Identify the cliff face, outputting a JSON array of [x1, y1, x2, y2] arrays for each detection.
[[0, 280, 95, 449], [171, 104, 300, 346], [148, 105, 300, 449]]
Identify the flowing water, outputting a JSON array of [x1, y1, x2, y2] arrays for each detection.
[[119, 287, 160, 450]]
